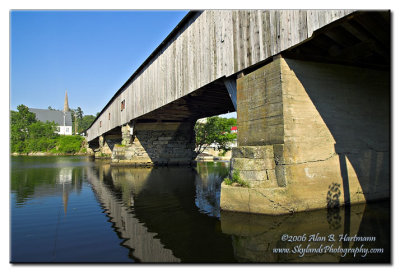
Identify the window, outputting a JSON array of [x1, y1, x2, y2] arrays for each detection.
[[100, 121, 102, 127], [66, 127, 69, 133], [121, 100, 125, 111], [109, 113, 111, 120]]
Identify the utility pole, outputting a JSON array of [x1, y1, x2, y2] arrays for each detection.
[[75, 112, 78, 135], [63, 111, 66, 135]]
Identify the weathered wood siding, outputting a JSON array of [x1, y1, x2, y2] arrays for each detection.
[[87, 10, 353, 141]]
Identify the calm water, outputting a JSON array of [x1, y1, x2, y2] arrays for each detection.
[[10, 156, 390, 263]]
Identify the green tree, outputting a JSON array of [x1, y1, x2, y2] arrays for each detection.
[[74, 107, 85, 133], [75, 107, 83, 120], [11, 105, 37, 152], [70, 107, 85, 134], [27, 121, 58, 152], [79, 115, 96, 132], [28, 121, 57, 139], [194, 116, 237, 155], [62, 106, 95, 134]]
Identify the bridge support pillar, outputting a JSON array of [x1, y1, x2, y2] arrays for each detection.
[[121, 123, 133, 146], [221, 55, 389, 215], [112, 121, 196, 166], [95, 134, 122, 158]]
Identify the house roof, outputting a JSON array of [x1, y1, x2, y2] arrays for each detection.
[[29, 108, 72, 126], [231, 126, 238, 130]]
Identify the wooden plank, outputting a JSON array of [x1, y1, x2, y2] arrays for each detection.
[[307, 10, 321, 37], [298, 10, 308, 42], [263, 10, 272, 57], [232, 10, 239, 72]]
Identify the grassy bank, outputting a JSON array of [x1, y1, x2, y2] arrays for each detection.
[[12, 135, 87, 155]]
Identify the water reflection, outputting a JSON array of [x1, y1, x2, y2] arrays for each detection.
[[11, 156, 133, 262], [11, 156, 86, 207], [11, 157, 390, 263], [220, 201, 390, 262], [195, 161, 229, 217], [86, 166, 180, 262], [89, 162, 236, 262]]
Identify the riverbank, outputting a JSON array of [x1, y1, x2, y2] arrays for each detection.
[[11, 151, 93, 156], [196, 154, 231, 162], [195, 149, 232, 162], [10, 151, 231, 162]]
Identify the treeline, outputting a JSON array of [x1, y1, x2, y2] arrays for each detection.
[[11, 105, 85, 154]]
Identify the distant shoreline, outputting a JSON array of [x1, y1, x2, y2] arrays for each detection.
[[10, 153, 232, 162], [11, 152, 92, 157]]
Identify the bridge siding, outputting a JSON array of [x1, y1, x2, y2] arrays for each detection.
[[87, 10, 353, 142]]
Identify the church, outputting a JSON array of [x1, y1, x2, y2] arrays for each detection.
[[29, 91, 73, 135]]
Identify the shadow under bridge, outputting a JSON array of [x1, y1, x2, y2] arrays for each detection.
[[107, 78, 236, 165]]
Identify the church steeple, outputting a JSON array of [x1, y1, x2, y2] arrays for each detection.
[[64, 90, 69, 113]]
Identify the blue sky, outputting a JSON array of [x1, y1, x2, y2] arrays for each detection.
[[10, 10, 194, 116]]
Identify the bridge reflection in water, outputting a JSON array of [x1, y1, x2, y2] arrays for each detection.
[[86, 162, 236, 262], [86, 161, 389, 263], [221, 201, 389, 262]]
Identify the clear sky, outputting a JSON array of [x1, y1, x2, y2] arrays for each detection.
[[10, 10, 194, 116]]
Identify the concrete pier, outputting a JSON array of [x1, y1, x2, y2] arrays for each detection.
[[220, 56, 389, 214]]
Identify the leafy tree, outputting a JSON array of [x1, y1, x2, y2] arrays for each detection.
[[79, 115, 96, 132], [70, 107, 85, 134], [11, 105, 38, 152], [75, 107, 83, 120], [24, 121, 58, 152], [15, 104, 36, 126], [28, 121, 57, 139], [194, 116, 237, 155]]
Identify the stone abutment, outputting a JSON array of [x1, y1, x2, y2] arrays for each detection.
[[220, 56, 390, 215], [112, 121, 196, 166]]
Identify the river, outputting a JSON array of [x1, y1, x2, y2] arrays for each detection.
[[10, 156, 390, 263]]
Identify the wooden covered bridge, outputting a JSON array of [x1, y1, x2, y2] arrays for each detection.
[[86, 10, 390, 215]]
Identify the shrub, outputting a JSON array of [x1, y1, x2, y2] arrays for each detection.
[[223, 170, 249, 187], [56, 135, 85, 154], [223, 177, 233, 185], [27, 137, 57, 152]]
